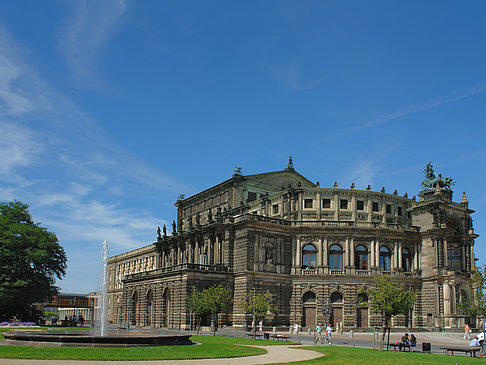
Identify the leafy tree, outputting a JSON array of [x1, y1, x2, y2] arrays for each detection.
[[240, 290, 277, 329], [365, 277, 418, 351], [187, 283, 232, 335], [457, 265, 486, 318], [0, 201, 67, 321]]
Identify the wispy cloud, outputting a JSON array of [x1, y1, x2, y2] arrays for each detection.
[[58, 0, 127, 89], [0, 25, 181, 292], [349, 84, 486, 134], [270, 62, 326, 91]]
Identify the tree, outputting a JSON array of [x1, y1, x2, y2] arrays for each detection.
[[457, 265, 486, 318], [240, 290, 277, 331], [365, 277, 418, 351], [187, 283, 232, 335], [0, 201, 67, 321]]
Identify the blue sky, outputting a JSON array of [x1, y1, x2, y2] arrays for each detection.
[[1, 1, 485, 293]]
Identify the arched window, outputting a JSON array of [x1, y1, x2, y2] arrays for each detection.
[[303, 291, 316, 303], [379, 246, 391, 271], [402, 248, 412, 272], [355, 245, 368, 269], [330, 292, 343, 303], [329, 244, 343, 269], [302, 244, 317, 269]]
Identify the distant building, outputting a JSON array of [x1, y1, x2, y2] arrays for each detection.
[[44, 293, 95, 324], [107, 160, 478, 330]]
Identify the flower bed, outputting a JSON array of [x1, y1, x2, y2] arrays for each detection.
[[0, 321, 38, 328]]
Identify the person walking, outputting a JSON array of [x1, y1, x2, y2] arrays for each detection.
[[325, 323, 332, 344], [259, 320, 263, 332], [315, 323, 324, 344], [464, 323, 471, 340]]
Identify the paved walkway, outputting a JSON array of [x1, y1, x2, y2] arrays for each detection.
[[0, 345, 321, 365]]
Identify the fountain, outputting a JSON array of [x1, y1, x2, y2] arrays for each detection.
[[1, 240, 193, 347], [100, 240, 109, 337]]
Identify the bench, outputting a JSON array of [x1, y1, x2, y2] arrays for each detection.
[[271, 334, 290, 341], [387, 342, 416, 352], [440, 346, 480, 357]]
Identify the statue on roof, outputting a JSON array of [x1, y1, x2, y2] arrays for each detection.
[[234, 166, 242, 174], [421, 162, 455, 190], [286, 156, 294, 170], [157, 226, 162, 239]]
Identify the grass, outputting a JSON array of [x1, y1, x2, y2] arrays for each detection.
[[275, 345, 483, 365], [0, 334, 299, 361]]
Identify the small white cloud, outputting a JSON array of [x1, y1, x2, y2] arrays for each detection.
[[270, 62, 326, 91]]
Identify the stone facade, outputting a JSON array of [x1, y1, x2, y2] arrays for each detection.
[[107, 162, 479, 330]]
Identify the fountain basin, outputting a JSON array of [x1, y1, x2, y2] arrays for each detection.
[[1, 331, 194, 347]]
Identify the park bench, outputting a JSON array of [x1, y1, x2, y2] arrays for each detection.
[[440, 346, 480, 357], [387, 342, 416, 352], [271, 334, 290, 341]]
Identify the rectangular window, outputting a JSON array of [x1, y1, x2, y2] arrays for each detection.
[[340, 199, 348, 209], [304, 199, 313, 208], [356, 200, 364, 210], [272, 204, 279, 214], [322, 199, 331, 209], [386, 204, 392, 214], [247, 192, 257, 202], [398, 207, 402, 216], [372, 202, 379, 212]]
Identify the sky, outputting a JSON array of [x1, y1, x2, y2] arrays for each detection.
[[1, 1, 485, 293]]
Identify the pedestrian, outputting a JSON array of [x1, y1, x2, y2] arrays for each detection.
[[258, 320, 263, 332], [325, 323, 332, 344], [293, 323, 299, 334], [79, 314, 84, 327], [315, 323, 324, 344], [251, 319, 255, 333], [464, 323, 471, 340]]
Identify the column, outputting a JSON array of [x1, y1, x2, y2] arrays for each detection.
[[398, 242, 402, 269], [280, 195, 285, 218], [370, 240, 375, 268], [298, 193, 303, 221], [414, 242, 419, 271], [296, 237, 302, 267], [443, 283, 451, 315], [317, 238, 323, 267], [462, 244, 466, 271], [470, 243, 475, 271], [344, 238, 349, 267], [375, 241, 380, 268], [323, 238, 329, 274], [351, 196, 356, 221], [350, 237, 355, 268], [323, 238, 328, 267], [195, 240, 199, 264], [443, 239, 449, 269], [317, 191, 322, 220], [367, 198, 373, 222], [392, 243, 398, 270]]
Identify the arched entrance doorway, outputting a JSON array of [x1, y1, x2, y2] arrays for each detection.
[[330, 292, 343, 327], [131, 291, 138, 326], [357, 293, 369, 328], [146, 289, 153, 326], [162, 288, 171, 327], [302, 291, 316, 328]]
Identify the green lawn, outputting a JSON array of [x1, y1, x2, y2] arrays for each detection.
[[275, 345, 483, 365], [0, 334, 298, 361]]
